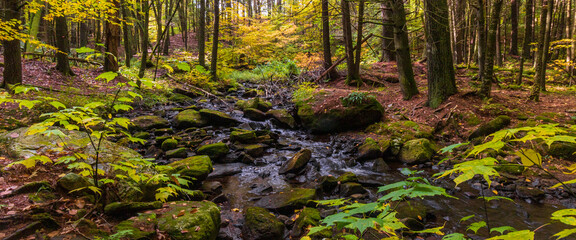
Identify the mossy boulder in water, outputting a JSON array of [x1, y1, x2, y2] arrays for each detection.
[[254, 188, 316, 212], [336, 172, 359, 183], [167, 155, 213, 181], [131, 115, 170, 130], [279, 148, 312, 174], [166, 147, 187, 159], [266, 109, 296, 129], [399, 138, 435, 164], [196, 142, 229, 160], [174, 110, 208, 129], [230, 129, 257, 143], [242, 207, 285, 240], [296, 92, 384, 133], [236, 98, 272, 112], [157, 201, 221, 240], [357, 138, 389, 161], [161, 139, 179, 151], [366, 121, 433, 156], [198, 109, 239, 126], [243, 108, 267, 121], [468, 115, 511, 140]]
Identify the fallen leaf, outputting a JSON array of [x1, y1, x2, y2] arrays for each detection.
[[181, 230, 189, 233], [75, 199, 86, 209], [190, 208, 198, 214], [10, 132, 19, 138], [195, 226, 201, 232], [232, 208, 240, 212], [6, 211, 16, 215], [177, 210, 186, 217], [69, 209, 78, 215]]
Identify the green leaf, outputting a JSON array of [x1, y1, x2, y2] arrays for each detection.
[[408, 226, 444, 235], [341, 234, 359, 240], [75, 46, 95, 53], [467, 221, 487, 234], [435, 158, 499, 187], [117, 97, 133, 103], [514, 149, 541, 167], [442, 233, 469, 240], [460, 215, 475, 223], [13, 85, 39, 94], [195, 65, 208, 73], [490, 226, 516, 235], [113, 104, 133, 112], [468, 140, 505, 157], [177, 62, 191, 72], [551, 209, 576, 226], [440, 142, 469, 154], [486, 230, 534, 240], [551, 179, 576, 189], [479, 196, 514, 202], [306, 226, 331, 236], [84, 101, 106, 109], [127, 91, 143, 100], [96, 72, 118, 82], [553, 228, 576, 239], [314, 198, 348, 207]]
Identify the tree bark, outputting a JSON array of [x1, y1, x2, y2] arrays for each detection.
[[381, 1, 395, 62], [55, 16, 75, 76], [138, 0, 150, 78], [199, 0, 206, 67], [509, 0, 519, 55], [479, 0, 503, 98], [353, 0, 365, 86], [121, 0, 133, 67], [341, 0, 356, 84], [25, 1, 42, 56], [390, 0, 418, 100], [210, 0, 220, 79], [2, 0, 23, 88], [424, 0, 457, 108], [530, 0, 554, 101], [104, 0, 121, 72], [321, 0, 337, 79], [476, 0, 487, 84], [178, 0, 188, 50]]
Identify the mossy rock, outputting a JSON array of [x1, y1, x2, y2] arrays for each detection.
[[230, 129, 257, 143], [242, 144, 266, 157], [166, 147, 187, 159], [198, 109, 240, 127], [291, 208, 321, 238], [243, 108, 267, 121], [197, 142, 229, 160], [317, 175, 338, 193], [336, 172, 358, 183], [357, 138, 389, 161], [175, 110, 208, 129], [115, 213, 157, 240], [399, 138, 435, 164], [157, 201, 221, 240], [242, 207, 285, 240], [104, 201, 163, 216], [57, 173, 92, 193], [131, 116, 170, 131], [366, 121, 434, 142], [468, 115, 511, 140], [254, 188, 316, 212], [13, 181, 52, 195], [236, 98, 272, 112], [266, 109, 296, 129], [167, 155, 213, 181], [161, 139, 179, 151], [279, 148, 312, 174], [396, 201, 429, 231], [339, 182, 366, 196], [168, 93, 194, 103], [548, 142, 576, 161], [133, 131, 151, 140]]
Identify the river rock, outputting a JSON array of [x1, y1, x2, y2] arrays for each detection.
[[168, 155, 213, 181], [197, 142, 229, 160], [468, 115, 511, 140], [104, 201, 163, 216], [399, 138, 435, 164], [236, 98, 272, 112], [547, 142, 576, 161], [133, 131, 151, 140], [199, 109, 239, 126], [208, 163, 246, 178], [175, 109, 208, 129], [254, 188, 316, 212], [115, 213, 157, 239], [243, 108, 267, 121], [131, 115, 170, 130], [266, 109, 296, 129], [396, 201, 429, 231], [357, 138, 389, 161], [317, 176, 338, 193], [57, 173, 92, 192], [279, 149, 312, 174], [516, 186, 545, 201], [166, 147, 187, 159], [336, 172, 359, 183], [157, 201, 221, 240], [291, 208, 322, 238], [243, 144, 266, 157], [242, 207, 285, 240], [230, 129, 257, 143], [161, 139, 179, 151], [296, 92, 384, 133], [339, 182, 366, 197]]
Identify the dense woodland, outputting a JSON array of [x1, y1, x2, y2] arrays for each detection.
[[2, 0, 576, 239]]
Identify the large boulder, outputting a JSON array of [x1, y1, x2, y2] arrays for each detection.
[[266, 109, 296, 129], [243, 108, 267, 121], [157, 201, 221, 240], [166, 148, 187, 159], [242, 207, 285, 240], [196, 142, 229, 160], [468, 115, 511, 140], [254, 188, 316, 212], [167, 156, 213, 181], [279, 149, 312, 174], [198, 109, 239, 127], [131, 115, 170, 130], [230, 129, 257, 143], [174, 110, 208, 129], [357, 138, 389, 161], [296, 91, 384, 133], [115, 213, 157, 239], [236, 98, 272, 112], [104, 201, 163, 216], [399, 138, 435, 164], [57, 173, 92, 192]]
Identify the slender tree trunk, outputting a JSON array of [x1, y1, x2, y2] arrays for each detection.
[[121, 0, 133, 67], [321, 0, 338, 79], [341, 0, 356, 84], [353, 0, 365, 86], [381, 1, 395, 62], [424, 0, 457, 108], [104, 0, 121, 72], [80, 22, 88, 47], [55, 16, 75, 76], [199, 0, 206, 67], [155, 1, 163, 50], [510, 0, 519, 55], [479, 0, 503, 98], [2, 0, 23, 88], [25, 1, 43, 55], [452, 0, 466, 64], [163, 0, 173, 55], [517, 0, 534, 84], [179, 0, 188, 50], [477, 0, 486, 83], [210, 0, 220, 79], [530, 0, 554, 101], [138, 0, 150, 78], [390, 0, 418, 100]]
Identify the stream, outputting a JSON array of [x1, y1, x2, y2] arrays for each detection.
[[129, 83, 571, 239]]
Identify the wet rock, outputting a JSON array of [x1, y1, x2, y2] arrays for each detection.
[[336, 172, 359, 183], [242, 207, 285, 240], [254, 188, 316, 212], [197, 142, 229, 160], [236, 98, 272, 112], [357, 138, 389, 161], [548, 142, 576, 161], [57, 173, 92, 193], [297, 94, 384, 133], [366, 120, 434, 143], [516, 186, 545, 201], [396, 201, 429, 231], [291, 208, 322, 238], [131, 115, 170, 130], [167, 155, 213, 181], [207, 163, 246, 178], [230, 129, 257, 143], [169, 93, 194, 103], [239, 152, 256, 164], [468, 115, 511, 140], [339, 182, 366, 196], [175, 109, 208, 129], [154, 128, 174, 135], [202, 181, 223, 194], [317, 176, 338, 193], [373, 158, 390, 172], [242, 89, 259, 98], [115, 213, 157, 239], [133, 131, 151, 140], [266, 109, 296, 129], [144, 145, 163, 159], [199, 109, 240, 127], [104, 201, 163, 216], [166, 147, 187, 159], [161, 139, 179, 151], [243, 144, 266, 157], [399, 138, 435, 164], [157, 201, 221, 240], [243, 108, 267, 121], [279, 149, 312, 174]]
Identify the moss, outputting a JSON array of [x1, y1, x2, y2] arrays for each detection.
[[366, 121, 434, 142], [57, 173, 92, 193], [279, 148, 312, 174], [168, 155, 213, 181], [157, 201, 221, 240], [165, 148, 187, 159], [254, 188, 316, 211], [198, 109, 239, 126], [175, 110, 208, 129], [230, 129, 257, 143], [131, 116, 170, 131], [104, 201, 163, 216], [161, 139, 179, 151], [292, 208, 321, 237], [336, 172, 358, 183], [399, 138, 435, 164], [133, 132, 151, 140], [242, 207, 285, 240], [464, 113, 482, 126], [468, 115, 511, 140], [196, 142, 229, 159], [115, 213, 157, 240]]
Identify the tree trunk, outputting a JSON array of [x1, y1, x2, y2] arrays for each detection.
[[163, 0, 173, 55], [390, 0, 418, 100], [479, 0, 503, 98], [80, 22, 88, 47], [381, 1, 395, 62], [104, 0, 121, 72], [178, 0, 188, 51], [530, 0, 554, 101], [2, 0, 23, 88], [138, 0, 150, 78], [476, 0, 486, 83], [121, 0, 133, 67], [321, 0, 337, 79], [155, 1, 163, 51], [55, 16, 75, 76], [25, 1, 43, 56], [517, 0, 534, 84], [510, 0, 519, 55], [424, 0, 457, 108], [341, 0, 356, 84], [452, 0, 466, 64], [353, 0, 365, 86], [210, 0, 220, 79], [199, 0, 206, 67]]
